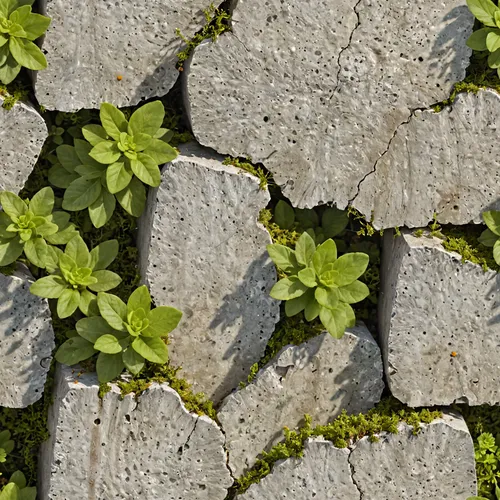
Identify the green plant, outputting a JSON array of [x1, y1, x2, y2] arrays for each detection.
[[0, 187, 78, 269], [55, 101, 177, 226], [30, 236, 121, 318], [0, 430, 13, 474], [0, 0, 50, 84], [478, 211, 500, 265], [0, 471, 35, 500], [267, 232, 370, 338], [473, 432, 500, 499], [55, 285, 182, 382]]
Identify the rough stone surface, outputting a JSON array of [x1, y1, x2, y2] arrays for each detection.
[[354, 90, 500, 229], [380, 229, 500, 406], [0, 267, 54, 408], [184, 0, 473, 209], [138, 142, 279, 403], [238, 438, 360, 499], [38, 364, 232, 500], [0, 98, 47, 193], [350, 412, 477, 499], [219, 324, 384, 476], [36, 0, 210, 111]]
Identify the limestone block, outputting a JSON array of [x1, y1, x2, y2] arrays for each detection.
[[0, 98, 47, 193], [350, 412, 477, 499], [184, 0, 472, 209], [38, 364, 232, 500], [0, 268, 54, 408], [353, 90, 500, 229], [36, 0, 211, 111], [137, 142, 279, 403], [237, 438, 360, 499], [219, 324, 384, 476], [380, 229, 500, 406]]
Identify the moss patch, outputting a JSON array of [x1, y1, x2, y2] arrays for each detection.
[[0, 81, 30, 110], [224, 157, 271, 191]]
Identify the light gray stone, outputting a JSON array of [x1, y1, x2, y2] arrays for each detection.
[[0, 98, 47, 193], [36, 0, 211, 111], [380, 229, 500, 406], [353, 90, 500, 229], [0, 267, 54, 408], [138, 142, 279, 403], [350, 412, 477, 499], [219, 324, 384, 476], [184, 0, 472, 209], [38, 364, 232, 500], [237, 438, 360, 500]]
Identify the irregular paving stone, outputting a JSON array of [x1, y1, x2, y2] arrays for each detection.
[[184, 0, 473, 209], [36, 0, 211, 111], [38, 364, 232, 500], [0, 267, 54, 408], [350, 412, 477, 499], [237, 438, 360, 499], [137, 142, 279, 403], [354, 90, 500, 229], [219, 324, 384, 476], [0, 97, 47, 193], [380, 229, 500, 406]]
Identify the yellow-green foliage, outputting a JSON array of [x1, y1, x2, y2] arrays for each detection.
[[0, 81, 29, 110], [224, 157, 271, 190]]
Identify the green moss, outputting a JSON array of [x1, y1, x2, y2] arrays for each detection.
[[258, 208, 301, 248], [98, 383, 112, 399], [224, 157, 271, 191], [0, 81, 29, 110]]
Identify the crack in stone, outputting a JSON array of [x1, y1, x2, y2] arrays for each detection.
[[347, 450, 364, 500], [184, 418, 199, 450]]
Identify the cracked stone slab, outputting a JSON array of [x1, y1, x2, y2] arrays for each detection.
[[353, 90, 500, 229], [219, 324, 384, 476], [237, 438, 360, 499], [38, 364, 232, 500], [184, 0, 472, 209], [137, 142, 279, 403], [380, 229, 500, 406], [0, 267, 54, 408], [35, 0, 211, 111], [0, 98, 47, 193], [350, 412, 477, 499]]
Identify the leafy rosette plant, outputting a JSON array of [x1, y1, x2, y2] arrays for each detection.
[[55, 285, 182, 382], [479, 210, 500, 265], [0, 471, 36, 500], [267, 232, 370, 338], [0, 0, 50, 84], [30, 236, 121, 318], [0, 187, 78, 269], [0, 430, 13, 473]]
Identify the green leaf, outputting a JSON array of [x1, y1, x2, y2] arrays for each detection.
[[315, 286, 340, 309], [55, 337, 96, 366], [44, 245, 62, 273], [274, 200, 295, 229], [270, 276, 309, 300], [467, 0, 498, 26], [82, 124, 108, 146], [330, 252, 369, 287], [100, 103, 128, 140], [88, 190, 116, 228], [8, 470, 26, 489], [45, 223, 78, 245], [319, 306, 347, 339], [96, 352, 125, 383], [295, 208, 319, 228], [128, 101, 164, 137], [89, 239, 118, 270], [478, 228, 498, 247], [487, 30, 500, 52], [29, 186, 54, 216], [483, 211, 500, 236], [65, 235, 90, 268], [467, 28, 495, 50], [76, 316, 122, 343], [79, 289, 98, 316], [266, 244, 299, 273], [19, 11, 50, 41], [18, 486, 36, 500], [122, 348, 145, 375], [106, 160, 133, 194], [342, 302, 356, 328], [488, 48, 500, 68], [9, 37, 46, 70], [322, 207, 348, 238], [304, 297, 321, 321], [284, 289, 314, 317], [75, 164, 106, 179], [63, 177, 102, 211], [115, 177, 146, 217], [295, 232, 316, 267], [97, 292, 127, 331], [74, 139, 102, 166], [0, 53, 21, 84], [132, 336, 169, 364], [94, 334, 122, 354], [0, 239, 23, 266], [1, 191, 27, 218], [56, 144, 81, 172], [57, 288, 81, 318], [493, 239, 500, 266], [297, 267, 317, 287], [143, 139, 177, 165], [312, 239, 337, 275], [126, 285, 150, 314], [88, 270, 121, 292], [144, 306, 182, 337], [0, 482, 18, 500], [23, 237, 47, 268], [133, 133, 153, 152], [130, 153, 161, 187], [30, 275, 67, 298], [338, 280, 370, 304], [9, 5, 30, 26], [89, 140, 121, 165]]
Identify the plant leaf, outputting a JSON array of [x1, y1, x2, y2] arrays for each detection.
[[115, 177, 146, 217], [89, 140, 121, 165], [487, 30, 500, 52], [144, 306, 182, 337], [483, 211, 500, 236], [493, 239, 500, 266], [56, 145, 81, 172], [467, 28, 495, 50], [295, 231, 316, 267], [100, 103, 128, 140], [467, 0, 498, 26], [9, 37, 46, 70], [55, 337, 96, 366], [65, 235, 90, 268], [94, 334, 123, 354], [57, 288, 81, 318], [304, 297, 321, 321], [297, 267, 317, 287], [0, 53, 21, 84], [319, 306, 347, 339], [143, 138, 177, 165], [488, 47, 500, 68], [88, 190, 116, 229], [97, 292, 127, 331], [19, 11, 50, 41], [106, 160, 133, 194], [88, 270, 122, 292], [30, 275, 67, 298], [338, 280, 370, 304], [89, 239, 119, 271], [96, 352, 125, 383], [312, 239, 337, 275], [130, 153, 161, 187], [266, 244, 299, 273], [122, 348, 145, 375], [29, 186, 54, 216], [0, 191, 27, 218], [23, 237, 47, 268], [330, 252, 369, 287], [315, 286, 340, 309], [274, 200, 295, 229], [79, 289, 98, 316], [128, 100, 164, 137], [0, 238, 23, 266], [284, 289, 314, 317], [132, 336, 169, 364], [478, 228, 498, 247], [270, 276, 309, 300], [295, 208, 319, 228], [127, 285, 151, 315], [62, 177, 102, 211], [82, 124, 108, 146], [76, 316, 123, 343], [322, 207, 348, 238]]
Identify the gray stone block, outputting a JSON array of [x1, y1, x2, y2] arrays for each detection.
[[354, 90, 500, 229], [219, 324, 384, 476], [184, 0, 472, 209], [138, 143, 279, 403], [38, 364, 232, 500], [0, 98, 47, 193], [0, 268, 54, 408], [36, 0, 210, 111], [380, 229, 500, 406]]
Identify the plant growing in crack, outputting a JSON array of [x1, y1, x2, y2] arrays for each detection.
[[478, 210, 500, 265], [0, 471, 36, 500]]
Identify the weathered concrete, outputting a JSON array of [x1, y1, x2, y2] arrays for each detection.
[[238, 438, 360, 499], [184, 0, 473, 209], [36, 0, 210, 111], [38, 364, 232, 500], [219, 325, 384, 476], [354, 90, 500, 229], [380, 229, 500, 406], [138, 142, 279, 403], [0, 98, 47, 193], [0, 267, 54, 408]]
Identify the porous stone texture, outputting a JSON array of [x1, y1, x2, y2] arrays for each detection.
[[354, 90, 500, 229], [0, 267, 54, 408], [184, 0, 473, 209], [0, 98, 47, 193], [219, 324, 384, 476], [38, 364, 232, 500], [138, 142, 279, 403], [237, 438, 360, 499], [380, 229, 500, 406], [36, 0, 211, 111]]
